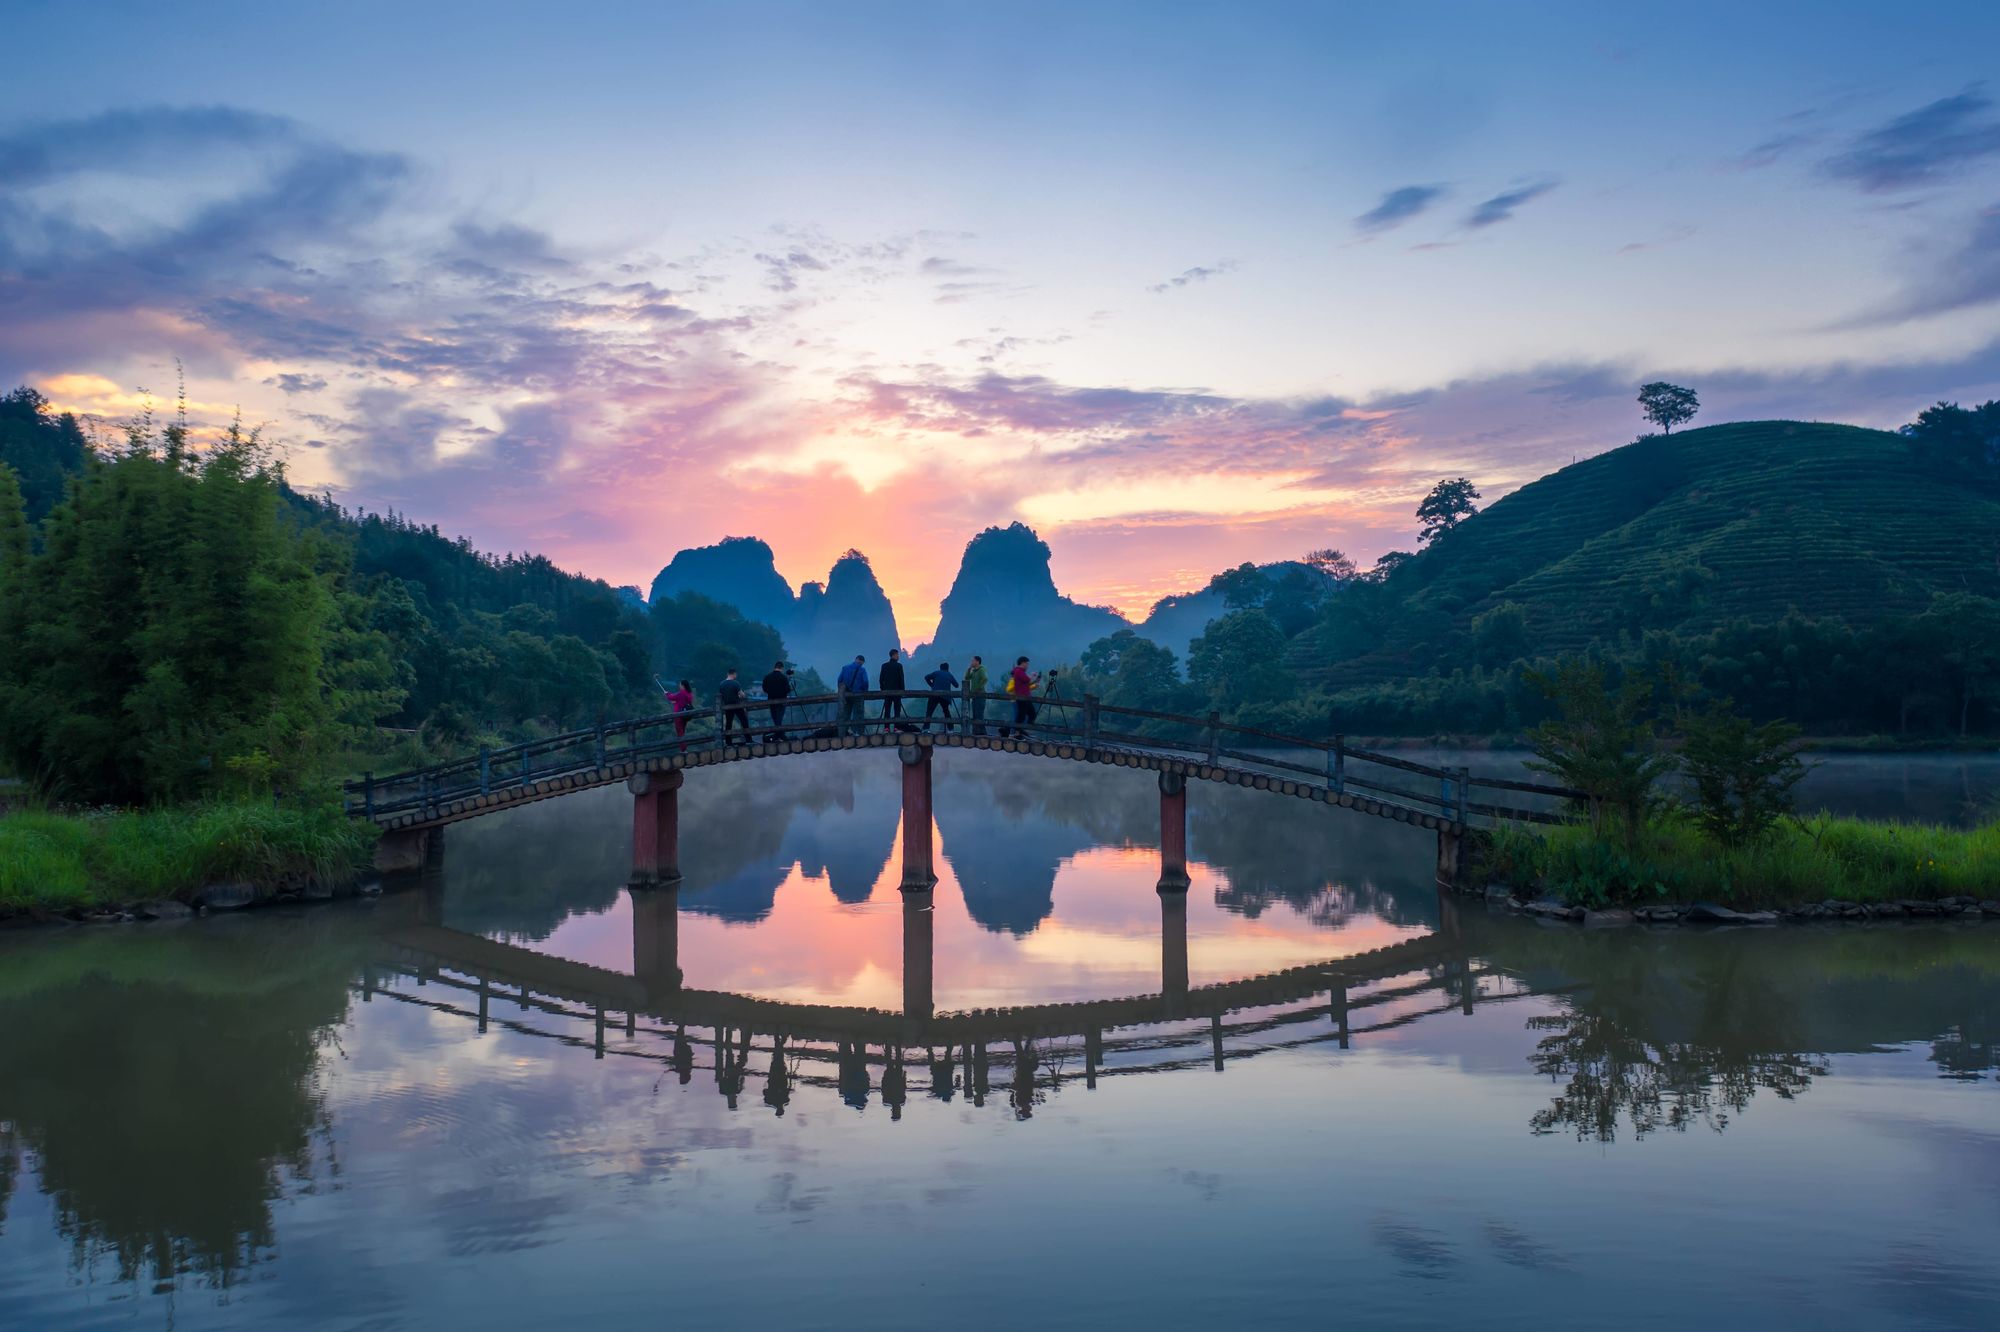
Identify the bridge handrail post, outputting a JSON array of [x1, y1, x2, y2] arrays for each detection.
[[1456, 766, 1471, 825], [363, 771, 374, 818], [1083, 694, 1100, 755], [1205, 712, 1221, 764], [479, 747, 490, 796], [594, 722, 606, 769], [1439, 771, 1452, 819], [836, 685, 848, 738], [1330, 734, 1344, 795]]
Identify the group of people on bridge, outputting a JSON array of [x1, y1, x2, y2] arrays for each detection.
[[658, 648, 1061, 745]]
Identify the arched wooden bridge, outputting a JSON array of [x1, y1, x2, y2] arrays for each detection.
[[348, 691, 1578, 884], [354, 883, 1562, 1115]]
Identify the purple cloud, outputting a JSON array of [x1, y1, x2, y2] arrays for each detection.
[[1821, 90, 2000, 193], [1355, 185, 1447, 234], [1465, 180, 1558, 229]]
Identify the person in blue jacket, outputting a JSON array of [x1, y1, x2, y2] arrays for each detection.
[[836, 654, 869, 730], [923, 661, 958, 729]]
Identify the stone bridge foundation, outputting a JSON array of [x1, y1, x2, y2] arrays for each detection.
[[373, 825, 438, 874]]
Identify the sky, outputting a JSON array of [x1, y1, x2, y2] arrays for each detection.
[[5, 0, 2000, 639]]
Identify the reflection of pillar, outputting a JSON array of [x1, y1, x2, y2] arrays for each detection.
[[903, 888, 935, 1022], [1329, 973, 1350, 1049], [1159, 770, 1190, 890], [1161, 889, 1189, 1017], [1434, 880, 1462, 940], [900, 745, 935, 889], [1435, 827, 1462, 893], [1211, 1014, 1224, 1071], [630, 770, 685, 884], [477, 978, 490, 1034], [631, 883, 682, 996], [1085, 1028, 1101, 1090]]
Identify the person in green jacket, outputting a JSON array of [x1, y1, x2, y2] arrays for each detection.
[[963, 656, 989, 735]]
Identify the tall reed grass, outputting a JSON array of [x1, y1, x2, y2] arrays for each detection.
[[1486, 809, 2000, 908], [0, 800, 376, 915]]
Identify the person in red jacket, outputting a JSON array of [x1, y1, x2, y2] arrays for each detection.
[[1008, 656, 1039, 737]]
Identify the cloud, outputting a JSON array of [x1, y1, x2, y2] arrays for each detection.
[[753, 248, 829, 292], [1843, 203, 2000, 325], [1821, 90, 2000, 192], [1464, 180, 1558, 229], [920, 256, 983, 277], [9, 104, 2000, 632], [1354, 185, 1446, 235], [1616, 224, 1697, 255], [1147, 261, 1236, 294], [1731, 132, 1817, 171], [265, 372, 328, 395]]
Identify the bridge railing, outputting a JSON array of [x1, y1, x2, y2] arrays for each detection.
[[344, 687, 1583, 825]]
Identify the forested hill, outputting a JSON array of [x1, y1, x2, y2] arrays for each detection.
[[1315, 419, 2000, 692]]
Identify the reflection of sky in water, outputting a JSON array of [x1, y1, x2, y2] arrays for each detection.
[[0, 749, 1995, 1329], [451, 750, 1439, 1009]]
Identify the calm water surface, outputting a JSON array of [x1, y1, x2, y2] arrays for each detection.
[[1, 751, 1995, 1329]]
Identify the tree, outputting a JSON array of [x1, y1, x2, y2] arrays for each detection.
[[1302, 548, 1357, 582], [1677, 702, 1805, 846], [1637, 381, 1699, 434], [1262, 566, 1327, 638], [0, 418, 349, 802], [1080, 630, 1189, 712], [1904, 400, 2000, 475], [1368, 550, 1415, 581], [1523, 659, 1674, 847], [1188, 611, 1290, 709], [1416, 478, 1480, 546], [1471, 601, 1529, 669], [1205, 562, 1271, 609], [0, 386, 91, 522], [1917, 591, 2000, 736]]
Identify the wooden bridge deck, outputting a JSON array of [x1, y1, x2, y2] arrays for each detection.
[[348, 690, 1578, 836]]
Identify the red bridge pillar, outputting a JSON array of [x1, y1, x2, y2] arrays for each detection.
[[900, 744, 936, 890], [630, 770, 685, 885], [1159, 770, 1190, 891], [631, 882, 681, 996], [903, 888, 935, 1021]]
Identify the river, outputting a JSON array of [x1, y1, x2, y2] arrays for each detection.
[[0, 751, 1994, 1329]]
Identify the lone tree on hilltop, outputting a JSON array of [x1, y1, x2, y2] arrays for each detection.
[[1638, 381, 1699, 434], [1416, 477, 1480, 545]]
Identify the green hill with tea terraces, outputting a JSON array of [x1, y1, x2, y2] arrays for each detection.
[[1309, 419, 2000, 694]]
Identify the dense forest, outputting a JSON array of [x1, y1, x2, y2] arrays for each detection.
[[0, 390, 803, 803], [1075, 408, 2000, 740]]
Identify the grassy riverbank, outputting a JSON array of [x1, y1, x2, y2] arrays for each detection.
[[0, 801, 377, 919], [1484, 809, 2000, 910]]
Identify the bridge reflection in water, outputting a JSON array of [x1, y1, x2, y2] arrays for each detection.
[[361, 878, 1544, 1118]]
